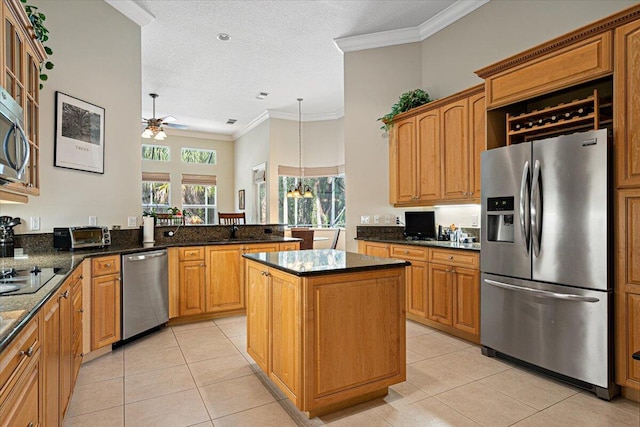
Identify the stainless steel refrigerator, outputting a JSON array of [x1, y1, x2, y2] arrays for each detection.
[[480, 129, 617, 399]]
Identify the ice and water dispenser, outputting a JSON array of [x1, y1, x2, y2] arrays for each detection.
[[486, 196, 515, 242]]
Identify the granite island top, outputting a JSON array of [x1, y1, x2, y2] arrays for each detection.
[[243, 249, 411, 277], [0, 236, 299, 351], [355, 237, 481, 252]]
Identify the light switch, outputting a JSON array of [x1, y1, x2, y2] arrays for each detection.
[[29, 216, 40, 231], [360, 215, 370, 225], [89, 216, 97, 226], [127, 216, 137, 227]]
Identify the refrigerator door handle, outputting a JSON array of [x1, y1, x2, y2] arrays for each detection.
[[519, 160, 530, 255], [484, 279, 600, 303], [531, 160, 542, 257]]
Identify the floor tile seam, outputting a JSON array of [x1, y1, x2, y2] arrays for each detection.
[[66, 401, 125, 419], [122, 386, 212, 424], [401, 394, 480, 426], [190, 369, 255, 389], [124, 383, 199, 405], [75, 373, 125, 387], [404, 346, 465, 360], [210, 400, 288, 423], [122, 342, 181, 356], [430, 391, 519, 427], [124, 359, 189, 378]]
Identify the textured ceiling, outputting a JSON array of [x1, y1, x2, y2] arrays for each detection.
[[137, 0, 460, 137]]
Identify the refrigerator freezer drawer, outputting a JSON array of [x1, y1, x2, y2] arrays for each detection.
[[481, 273, 611, 388]]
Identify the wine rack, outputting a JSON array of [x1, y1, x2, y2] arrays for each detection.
[[506, 89, 610, 145]]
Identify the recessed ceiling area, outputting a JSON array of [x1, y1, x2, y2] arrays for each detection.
[[109, 0, 488, 137]]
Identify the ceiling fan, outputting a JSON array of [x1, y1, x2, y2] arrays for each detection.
[[141, 93, 187, 140]]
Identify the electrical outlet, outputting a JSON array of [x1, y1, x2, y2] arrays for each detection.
[[471, 214, 479, 227], [127, 216, 137, 227], [373, 215, 380, 225], [360, 215, 370, 225], [29, 216, 40, 231], [384, 214, 392, 225], [88, 216, 97, 226]]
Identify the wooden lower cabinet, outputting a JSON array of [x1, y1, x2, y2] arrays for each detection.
[[91, 255, 121, 350], [246, 259, 406, 416], [357, 241, 389, 258], [390, 244, 428, 318], [0, 351, 41, 427], [206, 245, 244, 313], [428, 263, 453, 326], [179, 259, 206, 316]]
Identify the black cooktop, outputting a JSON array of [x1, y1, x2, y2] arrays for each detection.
[[0, 267, 59, 295]]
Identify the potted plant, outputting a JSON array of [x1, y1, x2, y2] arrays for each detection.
[[378, 89, 432, 131]]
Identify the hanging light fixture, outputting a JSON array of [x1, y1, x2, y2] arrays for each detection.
[[287, 98, 313, 198], [142, 94, 168, 140]]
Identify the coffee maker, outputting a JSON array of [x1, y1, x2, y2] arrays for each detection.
[[0, 216, 21, 257]]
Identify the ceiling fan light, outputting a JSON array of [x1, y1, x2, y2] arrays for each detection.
[[141, 127, 154, 138], [155, 128, 167, 140]]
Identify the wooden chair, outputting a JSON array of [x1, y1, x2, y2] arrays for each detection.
[[219, 212, 246, 225], [291, 227, 314, 250], [330, 229, 341, 250]]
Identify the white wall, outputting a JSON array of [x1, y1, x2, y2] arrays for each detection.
[[0, 0, 141, 233], [234, 120, 270, 224], [343, 0, 637, 251], [142, 129, 235, 219]]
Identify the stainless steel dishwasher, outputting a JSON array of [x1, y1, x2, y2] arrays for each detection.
[[121, 249, 169, 340]]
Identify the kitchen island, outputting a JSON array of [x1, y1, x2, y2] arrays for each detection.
[[243, 249, 409, 417]]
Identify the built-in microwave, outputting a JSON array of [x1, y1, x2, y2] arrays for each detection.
[[0, 86, 28, 185]]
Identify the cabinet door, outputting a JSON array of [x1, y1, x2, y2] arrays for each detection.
[[615, 20, 640, 188], [3, 4, 25, 106], [279, 242, 300, 251], [359, 241, 389, 258], [42, 292, 61, 427], [206, 246, 244, 312], [246, 261, 269, 372], [91, 274, 121, 349], [452, 267, 480, 335], [416, 110, 440, 201], [469, 92, 485, 199], [269, 269, 301, 403], [393, 116, 416, 203], [406, 260, 429, 318], [59, 284, 73, 418], [71, 283, 83, 387], [625, 293, 640, 383], [246, 243, 280, 253], [179, 260, 206, 316], [0, 353, 41, 427], [441, 99, 470, 200], [428, 264, 452, 326]]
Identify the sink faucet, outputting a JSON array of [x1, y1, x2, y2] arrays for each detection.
[[230, 224, 239, 239]]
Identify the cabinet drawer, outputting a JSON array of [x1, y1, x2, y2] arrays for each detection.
[[485, 32, 612, 108], [429, 249, 479, 269], [390, 244, 428, 261], [179, 247, 205, 261], [92, 255, 120, 276], [0, 313, 40, 404]]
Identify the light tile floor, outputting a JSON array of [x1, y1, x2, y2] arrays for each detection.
[[63, 317, 640, 426]]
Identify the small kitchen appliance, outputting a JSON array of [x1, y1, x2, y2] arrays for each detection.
[[480, 129, 616, 399], [53, 226, 111, 250], [0, 215, 20, 257], [0, 86, 29, 185]]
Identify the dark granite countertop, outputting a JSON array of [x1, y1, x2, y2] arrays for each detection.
[[0, 236, 299, 351], [243, 249, 410, 277], [355, 237, 481, 252]]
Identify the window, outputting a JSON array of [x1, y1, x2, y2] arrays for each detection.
[[142, 172, 171, 214], [253, 166, 267, 224], [181, 174, 217, 224], [141, 144, 170, 161], [278, 170, 345, 228], [181, 147, 216, 164]]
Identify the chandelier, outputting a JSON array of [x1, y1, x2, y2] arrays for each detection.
[[287, 98, 313, 198], [141, 94, 167, 140]]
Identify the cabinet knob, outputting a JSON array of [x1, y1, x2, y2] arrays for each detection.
[[448, 256, 453, 260], [79, 275, 83, 279], [404, 250, 409, 254], [78, 308, 84, 313], [29, 423, 34, 427], [105, 263, 112, 268], [200, 263, 205, 267], [61, 290, 70, 299], [20, 344, 35, 358], [116, 277, 121, 281]]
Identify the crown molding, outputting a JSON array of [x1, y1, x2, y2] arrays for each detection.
[[233, 109, 344, 140], [334, 0, 490, 53], [104, 0, 155, 26], [233, 110, 271, 140], [164, 127, 233, 141]]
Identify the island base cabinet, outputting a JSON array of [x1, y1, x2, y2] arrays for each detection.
[[0, 352, 41, 427], [246, 259, 406, 417]]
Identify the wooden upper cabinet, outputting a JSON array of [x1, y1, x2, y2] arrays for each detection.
[[441, 99, 469, 200], [468, 92, 486, 199], [481, 32, 613, 109], [417, 110, 440, 201], [391, 116, 416, 203], [615, 20, 640, 188]]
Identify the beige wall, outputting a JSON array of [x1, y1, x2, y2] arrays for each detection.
[[343, 0, 636, 251], [0, 0, 141, 233], [142, 130, 235, 221], [234, 120, 270, 224]]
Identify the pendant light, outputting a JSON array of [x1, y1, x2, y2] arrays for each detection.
[[287, 98, 313, 198]]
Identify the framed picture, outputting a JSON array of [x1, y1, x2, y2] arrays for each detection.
[[239, 189, 245, 210], [54, 92, 105, 174]]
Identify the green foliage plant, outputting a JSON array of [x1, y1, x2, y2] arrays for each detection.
[[378, 89, 432, 131], [20, 0, 54, 89]]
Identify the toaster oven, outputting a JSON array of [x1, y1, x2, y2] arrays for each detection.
[[53, 226, 111, 250]]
